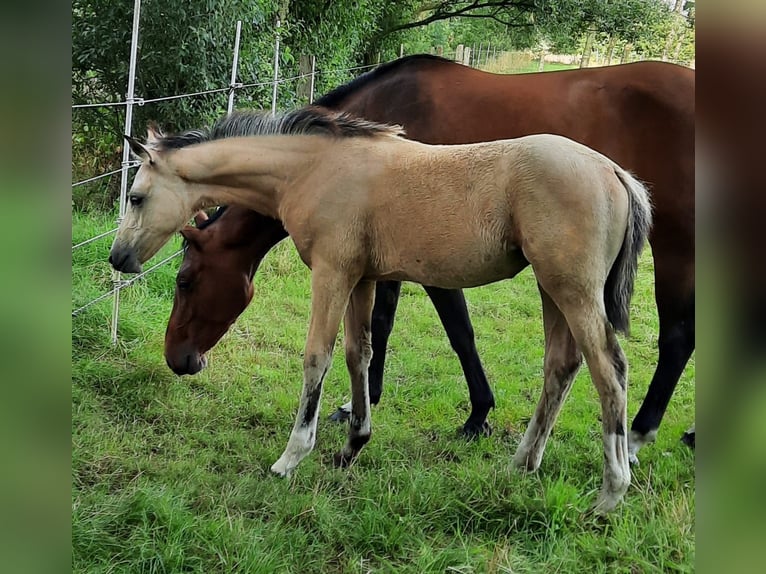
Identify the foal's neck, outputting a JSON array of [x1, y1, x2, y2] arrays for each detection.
[[172, 136, 322, 219]]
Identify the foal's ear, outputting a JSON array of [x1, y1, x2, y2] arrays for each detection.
[[180, 225, 203, 250], [124, 135, 154, 164]]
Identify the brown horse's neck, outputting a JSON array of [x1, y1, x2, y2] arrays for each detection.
[[230, 210, 289, 274], [169, 135, 323, 219]]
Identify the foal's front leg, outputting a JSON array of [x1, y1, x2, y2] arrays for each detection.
[[270, 270, 355, 477], [335, 280, 376, 467]]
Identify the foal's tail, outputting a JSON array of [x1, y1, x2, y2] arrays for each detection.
[[604, 167, 653, 335]]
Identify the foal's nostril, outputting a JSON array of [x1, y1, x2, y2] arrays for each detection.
[[109, 250, 126, 271]]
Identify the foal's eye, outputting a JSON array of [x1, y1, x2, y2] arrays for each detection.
[[129, 195, 144, 207]]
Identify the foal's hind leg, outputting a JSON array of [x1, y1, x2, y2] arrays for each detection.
[[513, 287, 582, 471], [559, 301, 632, 513], [335, 280, 377, 467]]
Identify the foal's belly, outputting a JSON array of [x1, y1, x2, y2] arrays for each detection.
[[371, 247, 529, 289]]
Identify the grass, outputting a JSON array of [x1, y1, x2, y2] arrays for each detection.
[[477, 51, 578, 75], [72, 211, 695, 573]]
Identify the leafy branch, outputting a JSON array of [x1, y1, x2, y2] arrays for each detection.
[[383, 1, 537, 35]]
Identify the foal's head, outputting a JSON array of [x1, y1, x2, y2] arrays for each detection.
[[164, 206, 287, 375], [109, 127, 198, 273], [108, 106, 404, 274]]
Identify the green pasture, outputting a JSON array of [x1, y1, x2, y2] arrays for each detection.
[[72, 210, 695, 573]]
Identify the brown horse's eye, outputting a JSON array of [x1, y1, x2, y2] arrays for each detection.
[[177, 278, 192, 291]]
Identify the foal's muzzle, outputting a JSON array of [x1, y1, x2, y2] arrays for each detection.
[[109, 244, 142, 274]]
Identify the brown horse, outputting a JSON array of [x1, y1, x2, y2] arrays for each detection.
[[164, 56, 695, 458], [109, 107, 651, 512]]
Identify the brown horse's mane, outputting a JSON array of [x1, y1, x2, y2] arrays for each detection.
[[153, 106, 404, 152], [180, 206, 229, 251], [315, 55, 451, 108]]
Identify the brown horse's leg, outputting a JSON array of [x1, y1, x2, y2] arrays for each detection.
[[335, 280, 377, 467], [513, 286, 582, 471], [629, 258, 695, 461], [270, 269, 355, 477], [368, 281, 402, 405], [425, 286, 495, 438]]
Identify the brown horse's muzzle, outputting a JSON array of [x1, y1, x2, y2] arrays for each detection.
[[165, 342, 208, 375]]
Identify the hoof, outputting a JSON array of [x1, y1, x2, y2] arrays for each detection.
[[460, 420, 492, 439], [270, 460, 291, 477], [511, 452, 539, 473], [627, 429, 656, 466], [333, 451, 357, 468], [328, 408, 351, 423], [585, 502, 617, 520], [589, 492, 624, 516], [680, 430, 695, 449]]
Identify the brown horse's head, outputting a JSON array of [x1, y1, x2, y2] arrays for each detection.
[[164, 206, 287, 375]]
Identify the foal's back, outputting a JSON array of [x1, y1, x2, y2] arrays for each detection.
[[299, 133, 628, 289]]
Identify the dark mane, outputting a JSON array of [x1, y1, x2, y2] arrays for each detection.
[[316, 55, 452, 108], [197, 206, 228, 230], [181, 206, 230, 249], [154, 106, 404, 151]]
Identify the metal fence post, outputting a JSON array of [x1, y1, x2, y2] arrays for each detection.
[[111, 0, 142, 344], [309, 54, 316, 104], [227, 20, 243, 115], [271, 17, 281, 114]]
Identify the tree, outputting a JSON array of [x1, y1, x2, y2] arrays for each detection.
[[72, 0, 281, 208], [72, 0, 693, 210], [72, 0, 279, 133], [363, 0, 678, 62]]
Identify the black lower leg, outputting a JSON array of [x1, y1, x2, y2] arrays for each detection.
[[368, 281, 402, 405], [630, 307, 695, 439], [425, 286, 495, 437]]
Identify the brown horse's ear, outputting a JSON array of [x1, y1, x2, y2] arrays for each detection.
[[180, 225, 203, 250], [124, 135, 154, 163], [194, 210, 209, 226], [146, 122, 164, 145]]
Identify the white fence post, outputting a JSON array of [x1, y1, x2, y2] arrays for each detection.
[[111, 0, 142, 344], [227, 20, 243, 115], [309, 54, 316, 104], [271, 17, 281, 114]]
